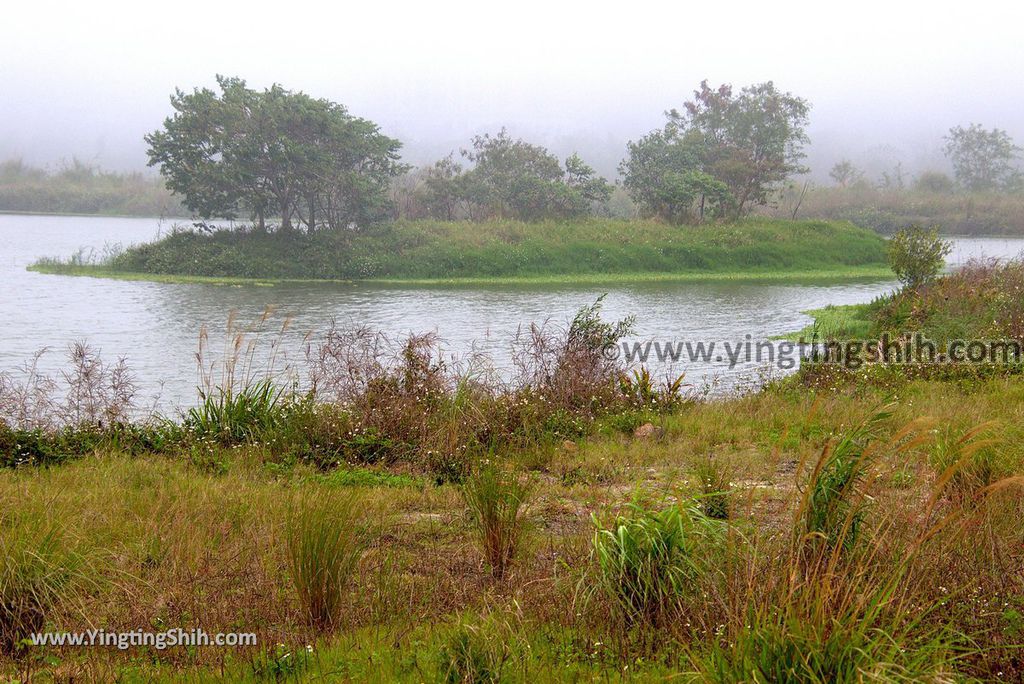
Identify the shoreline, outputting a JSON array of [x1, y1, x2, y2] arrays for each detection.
[[27, 263, 896, 287]]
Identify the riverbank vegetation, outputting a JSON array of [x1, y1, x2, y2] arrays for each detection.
[[797, 230, 1020, 345], [1, 298, 1023, 681], [768, 182, 1024, 235], [29, 218, 891, 283], [0, 159, 181, 217], [789, 230, 1024, 393]]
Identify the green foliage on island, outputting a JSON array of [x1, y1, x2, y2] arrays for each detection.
[[33, 218, 890, 282], [620, 80, 810, 223], [145, 76, 406, 231]]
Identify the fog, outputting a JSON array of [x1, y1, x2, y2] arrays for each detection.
[[2, 0, 1022, 180]]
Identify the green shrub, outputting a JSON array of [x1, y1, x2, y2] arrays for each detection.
[[887, 226, 952, 289]]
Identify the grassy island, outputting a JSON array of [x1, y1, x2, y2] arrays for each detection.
[[29, 218, 892, 285]]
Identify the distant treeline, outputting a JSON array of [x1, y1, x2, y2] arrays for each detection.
[[0, 159, 183, 217], [766, 178, 1024, 236]]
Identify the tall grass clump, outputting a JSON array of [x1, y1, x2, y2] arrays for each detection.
[[702, 597, 959, 684], [800, 407, 895, 555], [462, 464, 532, 579], [698, 412, 969, 682], [286, 489, 369, 629], [436, 613, 521, 684], [693, 455, 733, 520], [930, 422, 1001, 504], [0, 524, 83, 654], [589, 500, 723, 627], [185, 378, 286, 444], [185, 309, 296, 445]]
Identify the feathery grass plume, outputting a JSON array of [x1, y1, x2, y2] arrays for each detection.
[[930, 421, 1001, 505], [286, 488, 369, 629], [187, 308, 296, 444], [589, 499, 724, 627], [462, 463, 532, 579], [0, 344, 136, 432]]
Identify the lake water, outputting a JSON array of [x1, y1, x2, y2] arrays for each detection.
[[3, 214, 1023, 412]]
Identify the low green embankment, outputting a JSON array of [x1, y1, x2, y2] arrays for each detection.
[[30, 218, 891, 284], [786, 259, 1024, 344]]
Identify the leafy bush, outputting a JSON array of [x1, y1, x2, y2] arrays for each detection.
[[887, 226, 952, 289]]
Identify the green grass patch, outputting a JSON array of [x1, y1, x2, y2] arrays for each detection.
[[775, 303, 877, 341], [317, 467, 422, 489], [30, 218, 891, 284]]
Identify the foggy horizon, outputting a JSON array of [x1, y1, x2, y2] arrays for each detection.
[[3, 0, 1023, 181]]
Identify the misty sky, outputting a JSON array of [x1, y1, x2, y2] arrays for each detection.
[[2, 0, 1022, 180]]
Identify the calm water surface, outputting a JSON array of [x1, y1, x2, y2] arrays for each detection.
[[3, 214, 1023, 410]]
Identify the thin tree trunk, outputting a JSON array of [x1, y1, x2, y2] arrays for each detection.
[[279, 197, 292, 231]]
